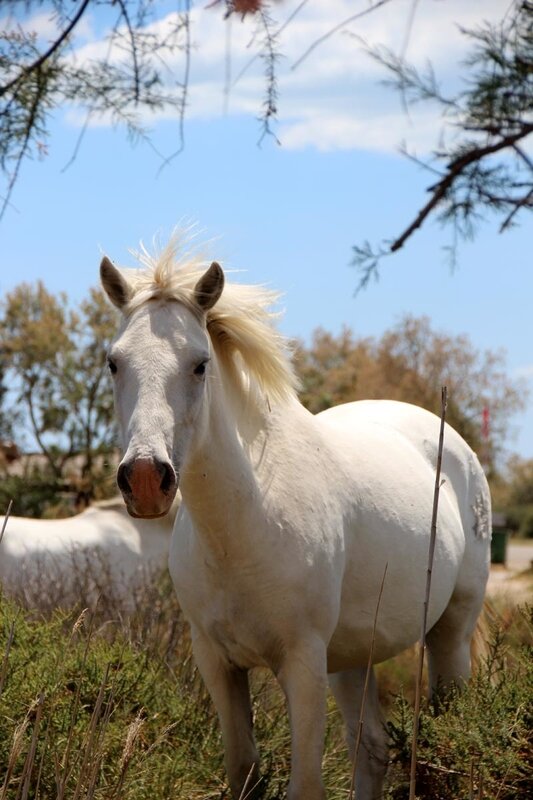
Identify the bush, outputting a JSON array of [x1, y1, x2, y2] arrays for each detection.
[[386, 606, 533, 799], [0, 473, 66, 518], [1, 587, 530, 799], [0, 592, 221, 800]]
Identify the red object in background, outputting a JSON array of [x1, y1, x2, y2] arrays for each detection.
[[207, 0, 265, 16], [482, 406, 490, 439]]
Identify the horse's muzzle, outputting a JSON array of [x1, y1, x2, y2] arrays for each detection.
[[117, 456, 178, 518]]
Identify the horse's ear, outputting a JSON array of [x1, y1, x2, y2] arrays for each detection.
[[194, 261, 224, 311], [100, 256, 131, 310]]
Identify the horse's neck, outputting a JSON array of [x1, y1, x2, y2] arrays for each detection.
[[180, 381, 300, 548], [181, 390, 259, 513]]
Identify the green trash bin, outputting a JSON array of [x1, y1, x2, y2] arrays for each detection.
[[491, 513, 508, 565]]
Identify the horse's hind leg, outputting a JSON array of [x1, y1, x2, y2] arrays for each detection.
[[191, 631, 260, 799], [329, 667, 388, 800], [426, 585, 486, 696]]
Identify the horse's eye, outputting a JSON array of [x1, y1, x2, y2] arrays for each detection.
[[194, 360, 208, 377], [107, 359, 118, 375]]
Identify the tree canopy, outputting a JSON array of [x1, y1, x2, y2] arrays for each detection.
[[0, 281, 118, 508], [1, 0, 530, 263], [0, 279, 528, 513], [353, 0, 533, 286], [294, 316, 526, 472]]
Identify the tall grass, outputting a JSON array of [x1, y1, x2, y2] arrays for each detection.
[[385, 604, 532, 799], [0, 565, 531, 799]]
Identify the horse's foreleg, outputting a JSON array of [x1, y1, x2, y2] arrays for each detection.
[[277, 637, 328, 800], [191, 632, 260, 799], [329, 667, 388, 800]]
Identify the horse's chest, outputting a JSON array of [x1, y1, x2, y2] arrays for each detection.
[[207, 613, 269, 669], [192, 582, 277, 669], [172, 553, 284, 668]]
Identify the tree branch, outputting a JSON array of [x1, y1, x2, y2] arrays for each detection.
[[499, 186, 533, 232], [0, 69, 47, 222], [115, 0, 141, 104], [24, 384, 61, 479], [291, 0, 393, 71], [0, 0, 91, 98], [390, 123, 533, 253]]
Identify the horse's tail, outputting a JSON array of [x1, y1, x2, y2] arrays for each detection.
[[470, 596, 496, 670]]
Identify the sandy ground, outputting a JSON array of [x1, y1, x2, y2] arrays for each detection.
[[486, 540, 533, 603]]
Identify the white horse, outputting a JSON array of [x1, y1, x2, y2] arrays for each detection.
[[100, 243, 491, 800], [0, 497, 177, 611]]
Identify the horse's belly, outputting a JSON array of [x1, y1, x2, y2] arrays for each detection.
[[327, 537, 461, 672], [327, 606, 435, 672], [328, 505, 464, 672]]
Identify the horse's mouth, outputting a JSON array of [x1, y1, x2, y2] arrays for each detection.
[[126, 506, 171, 520], [123, 492, 177, 519]]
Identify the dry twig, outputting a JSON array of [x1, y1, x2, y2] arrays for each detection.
[[409, 385, 448, 800]]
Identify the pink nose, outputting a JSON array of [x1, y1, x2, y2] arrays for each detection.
[[117, 457, 177, 518]]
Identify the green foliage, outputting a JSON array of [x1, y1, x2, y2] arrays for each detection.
[[0, 591, 221, 800], [518, 510, 533, 538], [0, 281, 119, 507], [503, 455, 533, 506], [491, 456, 533, 536], [385, 607, 533, 799], [504, 504, 533, 538], [353, 0, 533, 284], [0, 472, 64, 518], [1, 580, 531, 800]]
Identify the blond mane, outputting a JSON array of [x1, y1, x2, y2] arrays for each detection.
[[121, 236, 300, 407]]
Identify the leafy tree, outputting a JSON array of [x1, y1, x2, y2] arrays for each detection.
[[494, 455, 533, 537], [0, 0, 269, 220], [504, 455, 533, 506], [2, 0, 530, 258], [353, 0, 533, 285], [0, 281, 118, 506], [1, 281, 74, 472], [294, 316, 526, 471]]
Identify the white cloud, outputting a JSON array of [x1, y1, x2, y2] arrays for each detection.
[[61, 0, 507, 153], [1, 8, 94, 45], [0, 10, 59, 41], [278, 107, 446, 153]]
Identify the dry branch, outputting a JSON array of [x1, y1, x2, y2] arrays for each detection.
[[409, 385, 448, 800]]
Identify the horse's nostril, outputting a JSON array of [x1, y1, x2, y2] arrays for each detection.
[[159, 461, 175, 494], [117, 462, 131, 494]]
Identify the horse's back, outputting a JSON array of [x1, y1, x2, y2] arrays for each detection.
[[0, 509, 138, 553], [0, 508, 172, 609], [317, 398, 491, 560], [317, 399, 490, 532]]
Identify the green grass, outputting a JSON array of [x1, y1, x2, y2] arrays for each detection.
[[384, 606, 532, 799], [0, 582, 531, 800]]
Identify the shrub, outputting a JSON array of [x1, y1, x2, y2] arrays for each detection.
[[0, 593, 221, 800], [0, 473, 66, 518], [0, 585, 530, 799], [385, 606, 533, 799]]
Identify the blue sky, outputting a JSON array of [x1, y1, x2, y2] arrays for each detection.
[[1, 0, 532, 458]]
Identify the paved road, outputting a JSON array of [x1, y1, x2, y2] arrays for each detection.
[[487, 540, 533, 599]]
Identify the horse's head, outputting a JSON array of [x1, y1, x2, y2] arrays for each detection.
[[100, 257, 224, 518]]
